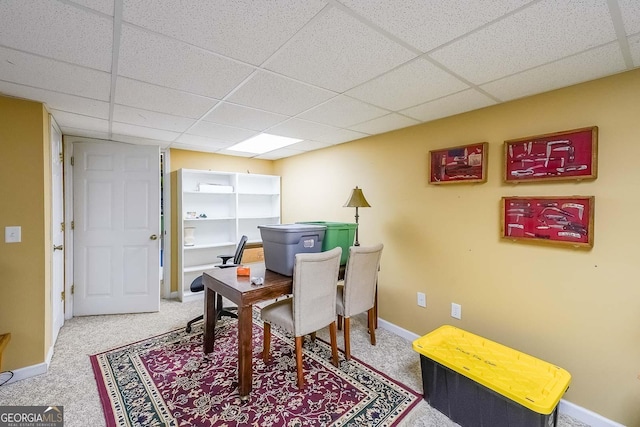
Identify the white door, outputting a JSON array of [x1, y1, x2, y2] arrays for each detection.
[[73, 141, 160, 315], [51, 118, 64, 342]]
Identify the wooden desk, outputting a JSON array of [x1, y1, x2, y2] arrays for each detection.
[[0, 333, 10, 371], [203, 264, 292, 399], [202, 263, 373, 399]]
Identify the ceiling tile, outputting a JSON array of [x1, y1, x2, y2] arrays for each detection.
[[401, 89, 496, 122], [0, 0, 113, 71], [255, 147, 305, 160], [111, 122, 180, 142], [313, 128, 369, 144], [297, 95, 388, 128], [169, 143, 223, 153], [59, 126, 111, 140], [618, 0, 640, 34], [226, 71, 336, 116], [122, 0, 327, 65], [216, 149, 256, 158], [202, 102, 288, 131], [348, 113, 419, 135], [188, 121, 258, 142], [0, 47, 111, 100], [112, 105, 196, 133], [69, 0, 114, 16], [0, 81, 109, 118], [118, 25, 255, 99], [430, 0, 617, 84], [111, 133, 171, 148], [337, 0, 533, 52], [267, 118, 340, 140], [345, 57, 469, 110], [265, 6, 416, 92], [481, 43, 627, 101], [288, 140, 332, 151], [630, 34, 640, 66], [175, 134, 233, 149], [49, 109, 109, 132], [115, 77, 218, 119]]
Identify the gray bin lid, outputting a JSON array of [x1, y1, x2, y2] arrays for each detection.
[[258, 224, 326, 233]]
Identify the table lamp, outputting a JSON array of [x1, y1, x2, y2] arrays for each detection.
[[344, 186, 370, 246]]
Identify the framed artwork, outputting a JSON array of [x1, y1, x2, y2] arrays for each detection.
[[501, 196, 594, 248], [504, 126, 597, 183], [429, 142, 488, 184]]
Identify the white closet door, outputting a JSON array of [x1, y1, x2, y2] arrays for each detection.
[[73, 141, 160, 315]]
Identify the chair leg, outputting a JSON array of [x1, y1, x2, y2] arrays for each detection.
[[295, 336, 304, 388], [263, 323, 271, 363], [310, 332, 316, 342], [337, 314, 343, 330], [343, 317, 351, 361], [368, 308, 376, 346], [329, 321, 339, 367]]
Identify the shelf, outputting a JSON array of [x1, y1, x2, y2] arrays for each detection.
[[184, 263, 221, 273], [184, 217, 235, 221], [178, 168, 280, 301], [184, 241, 236, 250]]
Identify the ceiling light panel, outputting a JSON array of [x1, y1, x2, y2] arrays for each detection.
[[228, 134, 302, 154]]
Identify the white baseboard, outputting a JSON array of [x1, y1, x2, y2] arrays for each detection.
[[4, 361, 48, 385], [559, 400, 625, 427], [376, 317, 624, 427]]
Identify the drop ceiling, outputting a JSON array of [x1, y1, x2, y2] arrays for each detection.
[[1, 0, 638, 160]]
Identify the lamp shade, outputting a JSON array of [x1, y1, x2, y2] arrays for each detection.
[[344, 186, 371, 208]]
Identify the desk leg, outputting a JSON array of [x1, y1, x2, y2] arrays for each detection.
[[237, 305, 253, 400], [204, 287, 217, 354]]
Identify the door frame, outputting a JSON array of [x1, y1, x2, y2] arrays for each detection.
[[50, 116, 65, 340], [62, 138, 172, 317]]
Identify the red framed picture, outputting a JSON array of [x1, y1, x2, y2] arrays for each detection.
[[504, 127, 597, 183], [501, 196, 594, 248], [429, 142, 488, 184]]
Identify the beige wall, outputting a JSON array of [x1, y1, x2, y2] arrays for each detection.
[[274, 68, 640, 426], [0, 95, 51, 371], [168, 149, 276, 292]]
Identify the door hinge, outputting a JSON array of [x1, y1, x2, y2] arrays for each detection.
[[61, 291, 65, 301], [70, 156, 74, 166], [71, 284, 74, 295], [59, 152, 64, 162], [71, 221, 74, 230], [61, 222, 65, 232]]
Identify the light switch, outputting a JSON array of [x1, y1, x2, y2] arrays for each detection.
[[5, 226, 21, 243]]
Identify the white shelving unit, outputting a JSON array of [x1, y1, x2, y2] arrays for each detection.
[[177, 169, 280, 301]]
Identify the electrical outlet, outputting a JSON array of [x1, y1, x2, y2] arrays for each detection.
[[417, 292, 426, 307], [451, 303, 462, 319]]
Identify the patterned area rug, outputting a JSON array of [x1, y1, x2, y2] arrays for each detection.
[[90, 313, 420, 426]]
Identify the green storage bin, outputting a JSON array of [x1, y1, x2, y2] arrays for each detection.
[[297, 221, 357, 265]]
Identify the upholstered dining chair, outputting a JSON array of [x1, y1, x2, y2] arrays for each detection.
[[261, 247, 342, 389], [336, 243, 384, 361], [185, 235, 248, 333]]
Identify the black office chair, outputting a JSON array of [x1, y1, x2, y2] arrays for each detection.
[[185, 235, 248, 333]]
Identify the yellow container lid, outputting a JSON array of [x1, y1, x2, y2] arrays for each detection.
[[412, 325, 571, 415]]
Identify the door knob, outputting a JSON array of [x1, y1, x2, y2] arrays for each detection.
[[53, 244, 64, 251], [149, 234, 158, 240]]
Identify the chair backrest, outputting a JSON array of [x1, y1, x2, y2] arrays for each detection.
[[234, 235, 249, 264], [292, 247, 342, 337], [342, 243, 384, 317]]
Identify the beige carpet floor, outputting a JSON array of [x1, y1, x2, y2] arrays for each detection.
[[0, 298, 589, 427]]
